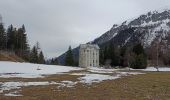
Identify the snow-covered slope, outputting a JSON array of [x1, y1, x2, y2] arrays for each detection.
[[93, 9, 170, 47], [0, 61, 82, 78]]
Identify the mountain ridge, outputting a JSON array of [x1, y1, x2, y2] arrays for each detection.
[[57, 9, 170, 65]]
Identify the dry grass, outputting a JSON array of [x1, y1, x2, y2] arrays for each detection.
[[0, 72, 170, 100], [0, 53, 24, 62]]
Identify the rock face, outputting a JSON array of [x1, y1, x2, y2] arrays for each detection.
[[57, 9, 170, 65]]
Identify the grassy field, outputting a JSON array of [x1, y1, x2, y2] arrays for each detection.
[[0, 72, 170, 100]]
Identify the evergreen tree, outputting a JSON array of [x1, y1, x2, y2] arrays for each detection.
[[65, 46, 74, 66], [105, 43, 120, 67], [111, 46, 120, 67], [30, 46, 38, 63], [35, 42, 41, 53], [133, 43, 145, 55], [99, 48, 105, 65], [0, 23, 6, 50], [51, 58, 55, 64], [7, 25, 15, 51], [50, 58, 58, 65], [54, 58, 59, 65], [130, 43, 147, 69], [120, 46, 128, 67], [38, 51, 45, 64], [103, 46, 108, 61]]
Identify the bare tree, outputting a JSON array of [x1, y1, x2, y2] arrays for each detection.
[[155, 40, 159, 72], [155, 35, 160, 72]]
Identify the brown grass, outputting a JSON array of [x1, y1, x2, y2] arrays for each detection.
[[0, 53, 24, 62], [0, 72, 170, 100]]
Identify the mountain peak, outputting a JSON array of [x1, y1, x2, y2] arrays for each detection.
[[57, 8, 170, 65]]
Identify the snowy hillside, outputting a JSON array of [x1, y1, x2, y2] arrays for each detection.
[[93, 9, 170, 47]]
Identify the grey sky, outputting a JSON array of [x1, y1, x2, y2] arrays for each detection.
[[0, 0, 170, 58]]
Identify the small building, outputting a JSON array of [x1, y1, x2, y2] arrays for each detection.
[[79, 44, 100, 68]]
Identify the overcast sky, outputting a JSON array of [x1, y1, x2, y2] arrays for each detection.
[[0, 0, 170, 58]]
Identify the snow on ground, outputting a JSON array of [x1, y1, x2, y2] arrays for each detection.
[[2, 61, 170, 97], [4, 91, 22, 97], [0, 81, 78, 96], [56, 81, 77, 88], [1, 71, 143, 96], [0, 82, 50, 93], [5, 91, 23, 97], [116, 72, 145, 76], [0, 61, 83, 78], [71, 72, 144, 85], [78, 74, 120, 84], [131, 67, 170, 72], [87, 67, 120, 74]]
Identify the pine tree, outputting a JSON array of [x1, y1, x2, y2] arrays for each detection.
[[120, 46, 128, 67], [111, 45, 120, 67], [38, 51, 45, 64], [0, 23, 6, 50], [132, 43, 145, 55], [55, 58, 59, 65], [65, 46, 74, 66], [35, 42, 41, 53], [104, 43, 120, 67], [51, 58, 55, 64], [7, 25, 15, 51], [15, 25, 29, 56], [99, 48, 105, 65], [50, 58, 58, 65], [30, 46, 38, 63], [130, 43, 147, 69]]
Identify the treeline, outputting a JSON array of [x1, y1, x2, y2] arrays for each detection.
[[0, 21, 45, 64], [0, 24, 30, 60], [100, 42, 147, 69], [30, 42, 45, 64], [59, 43, 147, 69], [50, 46, 77, 66]]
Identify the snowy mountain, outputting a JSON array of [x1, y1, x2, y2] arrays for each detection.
[[57, 9, 170, 65], [92, 9, 170, 47]]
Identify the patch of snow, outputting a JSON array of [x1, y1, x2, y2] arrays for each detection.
[[0, 61, 83, 78], [0, 82, 21, 91], [88, 67, 119, 74], [117, 72, 145, 76], [4, 91, 22, 97], [0, 81, 56, 96], [0, 81, 78, 96], [144, 67, 170, 71], [0, 82, 51, 93], [23, 82, 50, 86], [143, 22, 170, 46], [112, 33, 118, 38], [70, 73, 86, 76], [57, 81, 77, 88], [0, 74, 43, 78], [124, 37, 131, 45], [79, 74, 119, 84], [131, 67, 170, 71]]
